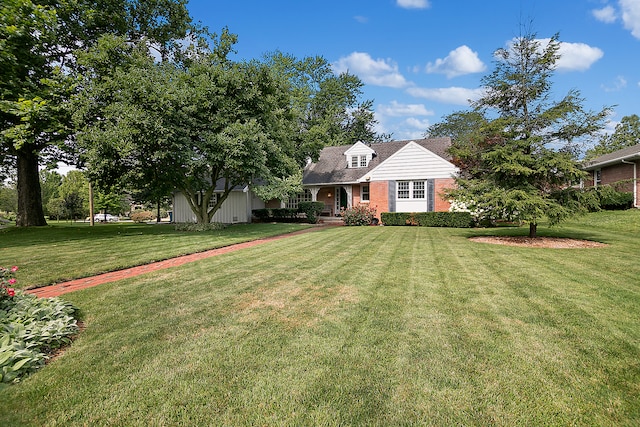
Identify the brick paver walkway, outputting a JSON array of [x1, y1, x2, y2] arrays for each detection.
[[27, 226, 332, 298]]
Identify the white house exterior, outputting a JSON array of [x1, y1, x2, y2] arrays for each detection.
[[172, 186, 265, 224]]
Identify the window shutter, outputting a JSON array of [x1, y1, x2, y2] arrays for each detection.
[[388, 180, 396, 212], [427, 179, 435, 212]]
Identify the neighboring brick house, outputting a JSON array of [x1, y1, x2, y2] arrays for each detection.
[[300, 138, 458, 219], [582, 143, 640, 208]]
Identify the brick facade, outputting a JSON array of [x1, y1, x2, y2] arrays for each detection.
[[434, 178, 456, 212]]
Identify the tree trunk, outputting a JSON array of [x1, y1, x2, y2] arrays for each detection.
[[529, 222, 537, 238], [16, 148, 47, 227], [156, 199, 161, 223]]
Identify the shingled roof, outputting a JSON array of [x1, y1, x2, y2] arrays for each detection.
[[582, 143, 640, 170], [303, 137, 452, 185]]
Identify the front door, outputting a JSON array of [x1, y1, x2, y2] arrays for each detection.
[[335, 186, 348, 215]]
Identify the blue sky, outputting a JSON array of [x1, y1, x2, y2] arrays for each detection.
[[187, 0, 640, 146]]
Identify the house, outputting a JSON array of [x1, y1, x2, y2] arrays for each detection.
[[582, 143, 640, 208], [172, 179, 266, 224], [298, 138, 458, 219], [172, 138, 458, 223]]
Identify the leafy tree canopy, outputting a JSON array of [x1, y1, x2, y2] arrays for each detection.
[[438, 33, 609, 237], [0, 0, 193, 226]]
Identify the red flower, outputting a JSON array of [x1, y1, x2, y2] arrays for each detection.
[[10, 266, 18, 272], [8, 278, 16, 285], [6, 288, 15, 297]]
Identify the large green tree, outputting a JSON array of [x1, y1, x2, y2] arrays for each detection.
[[75, 34, 306, 224], [443, 33, 609, 237], [264, 52, 389, 154], [0, 0, 192, 226], [585, 114, 640, 159]]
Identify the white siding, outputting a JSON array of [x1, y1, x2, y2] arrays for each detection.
[[173, 191, 251, 223], [344, 141, 375, 168], [396, 199, 429, 212], [366, 142, 457, 181]]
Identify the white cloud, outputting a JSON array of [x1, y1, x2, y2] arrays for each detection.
[[354, 15, 368, 24], [602, 75, 628, 92], [332, 52, 410, 88], [406, 86, 484, 105], [555, 41, 604, 71], [377, 101, 433, 117], [508, 38, 603, 72], [397, 0, 430, 9], [592, 6, 617, 23], [620, 0, 640, 39], [425, 45, 486, 78]]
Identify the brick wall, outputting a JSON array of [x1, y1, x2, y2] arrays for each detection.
[[601, 163, 636, 192], [434, 178, 456, 212], [369, 181, 388, 219]]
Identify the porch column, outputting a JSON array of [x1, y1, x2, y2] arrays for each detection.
[[309, 187, 320, 202], [344, 185, 353, 209]]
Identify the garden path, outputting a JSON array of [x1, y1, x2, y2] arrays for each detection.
[[26, 225, 335, 298]]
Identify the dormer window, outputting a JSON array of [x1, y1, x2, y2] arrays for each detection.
[[350, 155, 368, 168], [344, 141, 375, 169]]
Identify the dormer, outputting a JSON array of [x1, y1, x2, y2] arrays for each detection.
[[344, 141, 375, 168]]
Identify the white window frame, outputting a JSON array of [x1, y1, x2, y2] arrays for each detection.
[[351, 156, 359, 168], [286, 189, 312, 209], [595, 169, 602, 188], [397, 181, 410, 199], [412, 181, 425, 199], [360, 155, 367, 167], [361, 184, 370, 202], [398, 181, 426, 200]]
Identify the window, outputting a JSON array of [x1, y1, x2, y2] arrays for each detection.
[[412, 181, 425, 199], [398, 181, 427, 199], [350, 155, 368, 168], [397, 181, 410, 199], [361, 184, 370, 201], [595, 169, 602, 187], [286, 189, 312, 209]]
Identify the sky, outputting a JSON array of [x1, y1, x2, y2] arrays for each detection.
[[186, 0, 640, 147]]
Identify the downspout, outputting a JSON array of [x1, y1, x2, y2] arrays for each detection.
[[621, 160, 638, 208]]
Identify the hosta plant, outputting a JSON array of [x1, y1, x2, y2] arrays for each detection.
[[0, 268, 79, 383]]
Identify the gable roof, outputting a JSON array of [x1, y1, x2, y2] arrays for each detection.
[[303, 137, 452, 185], [582, 143, 640, 170]]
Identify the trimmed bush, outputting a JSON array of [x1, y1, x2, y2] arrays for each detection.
[[381, 212, 474, 228], [253, 205, 323, 224], [596, 185, 633, 210], [298, 201, 325, 224], [130, 210, 155, 223]]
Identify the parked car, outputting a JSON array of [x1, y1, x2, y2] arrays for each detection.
[[94, 214, 118, 222]]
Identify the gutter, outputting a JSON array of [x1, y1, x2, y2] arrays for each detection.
[[621, 159, 638, 208], [583, 153, 640, 170]]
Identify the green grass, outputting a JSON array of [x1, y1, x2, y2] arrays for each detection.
[[1, 211, 639, 425], [0, 222, 311, 288]]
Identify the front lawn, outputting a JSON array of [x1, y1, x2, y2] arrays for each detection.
[[0, 222, 311, 289], [0, 211, 639, 425]]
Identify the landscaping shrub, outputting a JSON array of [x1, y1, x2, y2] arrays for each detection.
[[130, 210, 155, 223], [381, 212, 474, 228], [341, 204, 377, 226], [0, 267, 79, 383], [253, 205, 323, 223], [173, 222, 227, 232], [298, 201, 325, 224], [596, 185, 633, 210]]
